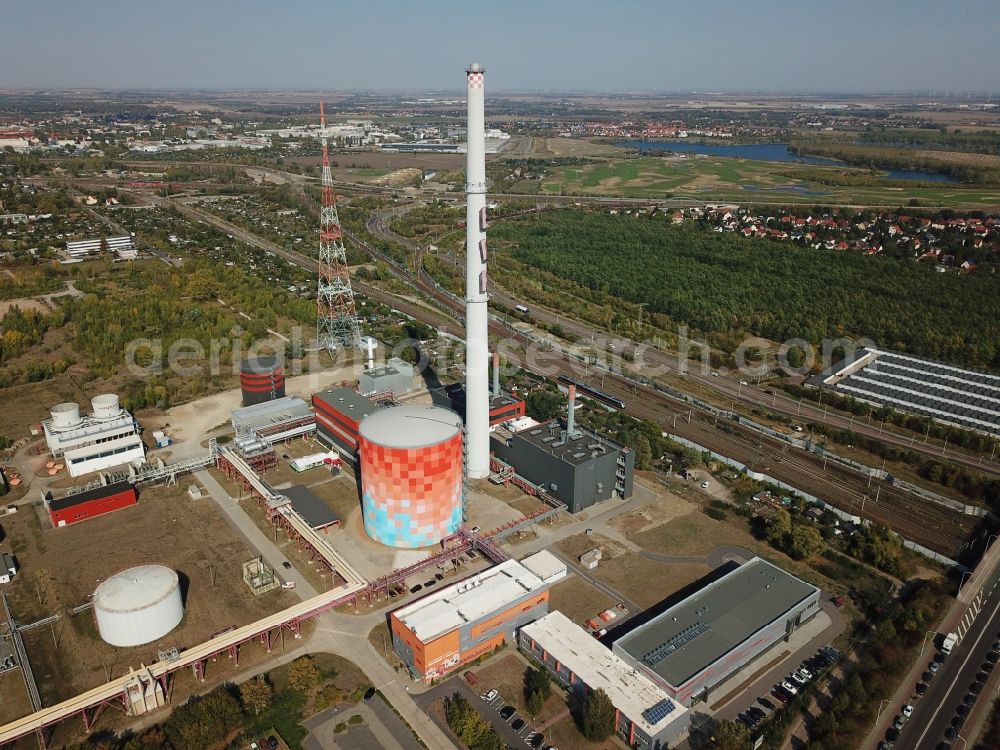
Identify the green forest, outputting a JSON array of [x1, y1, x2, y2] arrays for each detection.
[[490, 211, 1000, 369]]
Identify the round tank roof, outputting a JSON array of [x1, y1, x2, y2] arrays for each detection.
[[359, 405, 462, 449], [94, 565, 180, 614], [241, 355, 281, 373]]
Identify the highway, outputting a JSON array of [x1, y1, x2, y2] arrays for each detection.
[[892, 570, 1000, 749]]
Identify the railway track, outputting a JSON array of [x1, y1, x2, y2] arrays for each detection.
[[154, 192, 980, 559]]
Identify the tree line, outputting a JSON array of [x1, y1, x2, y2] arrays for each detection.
[[491, 211, 1000, 370]]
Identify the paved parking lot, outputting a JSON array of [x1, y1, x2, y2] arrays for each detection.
[[415, 676, 547, 749]]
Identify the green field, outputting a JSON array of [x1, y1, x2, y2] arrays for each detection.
[[538, 154, 1000, 207]]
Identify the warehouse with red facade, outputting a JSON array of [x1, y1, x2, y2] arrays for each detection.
[[47, 481, 138, 527]]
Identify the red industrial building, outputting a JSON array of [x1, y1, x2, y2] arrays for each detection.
[[313, 387, 380, 463], [47, 481, 138, 527]]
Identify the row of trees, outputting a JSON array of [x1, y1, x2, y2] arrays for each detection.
[[491, 211, 1000, 370], [444, 693, 506, 750]]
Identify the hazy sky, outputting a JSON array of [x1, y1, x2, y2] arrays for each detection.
[[2, 1, 997, 93]]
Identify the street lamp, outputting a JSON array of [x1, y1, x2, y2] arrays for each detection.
[[956, 734, 967, 750]]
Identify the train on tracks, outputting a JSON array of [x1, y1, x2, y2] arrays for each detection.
[[557, 375, 626, 410]]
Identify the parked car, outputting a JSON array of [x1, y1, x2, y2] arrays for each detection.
[[797, 666, 813, 680], [780, 680, 798, 695], [266, 738, 278, 750], [771, 687, 790, 704], [893, 714, 907, 730], [790, 672, 807, 687], [481, 689, 498, 702], [409, 584, 422, 594], [281, 561, 292, 570], [759, 697, 776, 712], [364, 686, 376, 701], [916, 682, 928, 696], [902, 704, 914, 717], [500, 705, 516, 720], [701, 481, 710, 489], [512, 718, 525, 732], [929, 659, 942, 674]]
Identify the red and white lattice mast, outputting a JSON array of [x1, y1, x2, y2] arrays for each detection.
[[316, 101, 361, 352]]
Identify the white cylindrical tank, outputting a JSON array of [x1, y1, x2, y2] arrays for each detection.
[[49, 403, 82, 430], [93, 565, 184, 647], [91, 393, 123, 420]]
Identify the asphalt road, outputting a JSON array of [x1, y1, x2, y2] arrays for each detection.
[[892, 571, 1000, 749]]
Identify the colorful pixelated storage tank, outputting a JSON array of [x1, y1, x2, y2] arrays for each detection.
[[358, 405, 464, 548]]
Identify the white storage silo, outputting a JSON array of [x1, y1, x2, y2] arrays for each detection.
[[49, 403, 83, 431], [93, 565, 184, 647], [91, 394, 123, 421]]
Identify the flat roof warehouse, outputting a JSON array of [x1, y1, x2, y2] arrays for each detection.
[[614, 557, 819, 688], [392, 557, 549, 643]]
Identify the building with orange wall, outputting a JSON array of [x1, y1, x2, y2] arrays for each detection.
[[389, 552, 560, 682]]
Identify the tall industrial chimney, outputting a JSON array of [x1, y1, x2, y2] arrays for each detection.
[[492, 351, 500, 399], [465, 63, 490, 479], [567, 384, 577, 438]]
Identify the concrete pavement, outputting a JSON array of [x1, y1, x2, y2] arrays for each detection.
[[194, 467, 458, 749]]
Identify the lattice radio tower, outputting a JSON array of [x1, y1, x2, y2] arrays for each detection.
[[316, 101, 362, 352]]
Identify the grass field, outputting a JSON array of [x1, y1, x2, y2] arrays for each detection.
[[537, 154, 1000, 207]]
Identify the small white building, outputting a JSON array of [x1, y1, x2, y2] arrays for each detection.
[[519, 550, 567, 584], [0, 553, 18, 584], [43, 396, 145, 478]]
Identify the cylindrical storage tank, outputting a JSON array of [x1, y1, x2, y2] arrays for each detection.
[[91, 394, 122, 420], [240, 356, 285, 406], [93, 565, 184, 647], [50, 402, 82, 430], [358, 405, 464, 549]]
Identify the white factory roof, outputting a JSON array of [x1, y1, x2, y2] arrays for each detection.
[[359, 404, 462, 449], [522, 611, 688, 736], [520, 550, 567, 583], [94, 565, 179, 614], [394, 559, 547, 642]]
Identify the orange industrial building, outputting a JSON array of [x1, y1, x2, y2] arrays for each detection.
[[389, 552, 563, 682]]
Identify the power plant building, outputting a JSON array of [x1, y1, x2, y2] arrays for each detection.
[[434, 382, 526, 427], [46, 481, 138, 527], [391, 554, 555, 682], [313, 387, 380, 463], [240, 356, 286, 406], [612, 557, 821, 706], [358, 405, 464, 548], [93, 565, 184, 647], [230, 395, 311, 437], [43, 396, 145, 477], [359, 357, 414, 397], [520, 611, 690, 749], [490, 419, 634, 513]]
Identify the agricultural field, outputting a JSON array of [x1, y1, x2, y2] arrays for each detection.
[[535, 154, 1000, 207]]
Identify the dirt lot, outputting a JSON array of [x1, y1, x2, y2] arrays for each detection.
[[630, 512, 765, 557], [0, 482, 298, 720], [0, 297, 50, 317], [610, 485, 696, 535], [546, 575, 616, 626], [556, 531, 628, 562], [594, 554, 713, 610], [0, 375, 92, 441]]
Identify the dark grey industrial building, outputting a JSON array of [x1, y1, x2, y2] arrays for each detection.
[[612, 557, 821, 706], [490, 420, 634, 513]]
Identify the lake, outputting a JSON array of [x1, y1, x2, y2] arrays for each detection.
[[615, 140, 957, 183]]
